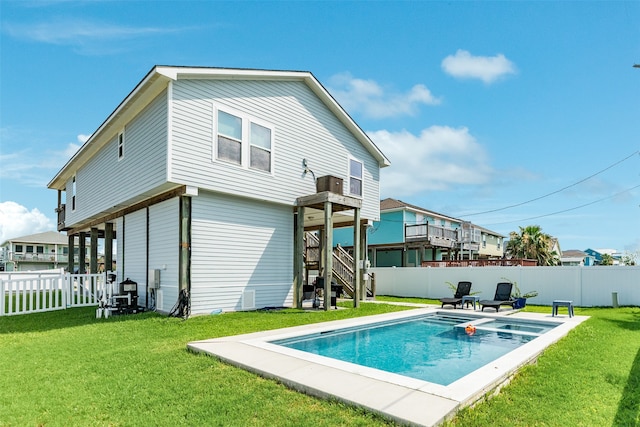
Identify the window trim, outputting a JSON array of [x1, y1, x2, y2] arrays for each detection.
[[348, 157, 364, 198], [213, 104, 275, 175]]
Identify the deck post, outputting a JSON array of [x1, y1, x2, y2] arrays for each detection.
[[359, 221, 368, 299], [353, 208, 360, 307], [322, 201, 333, 311], [78, 232, 86, 274], [293, 208, 305, 309], [67, 234, 75, 274], [90, 227, 98, 274], [104, 222, 114, 274]]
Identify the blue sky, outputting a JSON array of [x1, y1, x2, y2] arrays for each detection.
[[1, 1, 639, 255]]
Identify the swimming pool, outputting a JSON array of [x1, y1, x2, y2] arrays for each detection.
[[188, 308, 586, 426], [271, 313, 559, 385]]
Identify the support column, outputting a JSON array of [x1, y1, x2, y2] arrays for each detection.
[[322, 201, 333, 311], [293, 208, 305, 309], [179, 196, 191, 294], [78, 232, 86, 274], [352, 209, 361, 307], [90, 227, 98, 273], [359, 221, 368, 300], [68, 234, 75, 273], [105, 223, 114, 274]]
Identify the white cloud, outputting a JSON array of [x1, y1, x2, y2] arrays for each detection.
[[369, 126, 494, 197], [328, 72, 441, 119], [441, 50, 517, 84], [0, 201, 54, 243], [3, 19, 191, 54], [0, 140, 82, 187], [77, 134, 91, 144]]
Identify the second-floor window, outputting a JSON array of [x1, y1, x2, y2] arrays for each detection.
[[15, 245, 23, 253], [215, 107, 274, 173], [37, 246, 44, 254], [72, 176, 77, 211], [349, 158, 363, 197], [26, 246, 34, 253], [118, 131, 125, 160], [217, 110, 242, 165]]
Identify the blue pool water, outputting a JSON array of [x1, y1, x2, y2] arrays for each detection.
[[272, 313, 559, 386]]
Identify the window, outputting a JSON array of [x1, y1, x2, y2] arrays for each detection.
[[15, 245, 23, 253], [215, 106, 274, 173], [497, 238, 502, 249], [36, 246, 44, 254], [349, 158, 363, 197], [482, 235, 487, 248], [26, 246, 34, 253], [72, 176, 77, 211], [118, 131, 125, 160], [250, 122, 272, 172], [217, 110, 242, 165]]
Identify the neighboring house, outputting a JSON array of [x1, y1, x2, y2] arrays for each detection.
[[584, 248, 621, 265], [561, 249, 590, 266], [48, 66, 389, 315], [333, 198, 504, 267], [0, 231, 86, 272], [476, 225, 506, 260]]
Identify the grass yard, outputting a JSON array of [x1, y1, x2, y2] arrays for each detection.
[[1, 299, 639, 426]]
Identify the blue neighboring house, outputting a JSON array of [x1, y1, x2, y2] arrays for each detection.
[[334, 198, 504, 267]]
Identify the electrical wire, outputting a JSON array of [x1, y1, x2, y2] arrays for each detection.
[[483, 183, 640, 226], [460, 150, 639, 217]]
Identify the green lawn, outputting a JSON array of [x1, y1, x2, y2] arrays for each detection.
[[1, 300, 639, 426]]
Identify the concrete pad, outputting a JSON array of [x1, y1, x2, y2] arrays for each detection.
[[188, 307, 587, 426]]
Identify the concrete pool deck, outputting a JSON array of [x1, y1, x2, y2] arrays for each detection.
[[188, 307, 587, 427]]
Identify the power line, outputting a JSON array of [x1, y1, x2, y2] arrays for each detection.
[[461, 150, 640, 217], [483, 183, 640, 227]]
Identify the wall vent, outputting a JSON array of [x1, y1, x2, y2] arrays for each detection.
[[242, 290, 256, 310]]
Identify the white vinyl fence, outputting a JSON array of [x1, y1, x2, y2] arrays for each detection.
[[372, 265, 640, 307], [0, 271, 110, 316]]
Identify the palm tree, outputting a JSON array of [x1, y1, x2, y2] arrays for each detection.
[[600, 253, 614, 265], [505, 225, 560, 266]]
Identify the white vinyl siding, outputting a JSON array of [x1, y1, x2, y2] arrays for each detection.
[[64, 90, 168, 229], [148, 198, 179, 313], [170, 79, 381, 221], [123, 209, 147, 305], [190, 191, 293, 314]]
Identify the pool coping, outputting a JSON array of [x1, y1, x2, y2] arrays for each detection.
[[188, 308, 587, 427]]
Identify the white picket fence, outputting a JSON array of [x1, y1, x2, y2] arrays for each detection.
[[0, 271, 111, 316]]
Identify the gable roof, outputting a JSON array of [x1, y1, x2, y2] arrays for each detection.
[[379, 197, 505, 237], [1, 231, 68, 246], [380, 198, 462, 223], [48, 65, 390, 190]]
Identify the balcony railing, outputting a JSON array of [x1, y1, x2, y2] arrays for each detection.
[[56, 204, 68, 231], [421, 259, 538, 267], [3, 254, 83, 263], [405, 223, 459, 248]]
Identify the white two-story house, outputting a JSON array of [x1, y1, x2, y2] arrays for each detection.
[[48, 66, 389, 315]]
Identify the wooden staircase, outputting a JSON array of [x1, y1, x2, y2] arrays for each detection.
[[304, 232, 373, 298]]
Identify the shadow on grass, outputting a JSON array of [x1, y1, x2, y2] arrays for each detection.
[[0, 306, 161, 335], [613, 345, 640, 426]]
